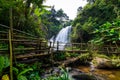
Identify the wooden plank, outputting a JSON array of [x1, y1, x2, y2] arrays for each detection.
[[59, 50, 88, 53], [15, 53, 50, 59], [0, 39, 47, 43], [0, 48, 35, 51]]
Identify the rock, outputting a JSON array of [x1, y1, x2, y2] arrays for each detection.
[[71, 74, 97, 80], [41, 67, 105, 80], [67, 67, 104, 80], [92, 57, 113, 69]]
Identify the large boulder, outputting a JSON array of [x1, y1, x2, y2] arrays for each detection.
[[67, 67, 104, 80], [92, 57, 113, 69]]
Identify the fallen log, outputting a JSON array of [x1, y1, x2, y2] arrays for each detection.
[[53, 57, 80, 67]]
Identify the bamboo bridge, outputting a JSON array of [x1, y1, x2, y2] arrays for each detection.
[[0, 24, 120, 60]]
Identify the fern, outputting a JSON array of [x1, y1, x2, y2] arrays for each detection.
[[18, 68, 33, 76], [13, 67, 19, 75], [16, 68, 33, 80], [17, 75, 28, 80]]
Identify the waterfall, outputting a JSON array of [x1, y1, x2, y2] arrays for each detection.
[[49, 26, 72, 50], [55, 26, 71, 43], [50, 26, 71, 43]]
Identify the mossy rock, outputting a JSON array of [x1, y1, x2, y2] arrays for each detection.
[[92, 57, 113, 69]]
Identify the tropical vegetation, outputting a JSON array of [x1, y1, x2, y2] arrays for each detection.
[[0, 0, 120, 80]]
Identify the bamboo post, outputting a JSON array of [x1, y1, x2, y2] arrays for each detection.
[[9, 30, 13, 80], [72, 43, 73, 53], [57, 41, 59, 51], [48, 42, 52, 54], [10, 8, 13, 38], [50, 44, 54, 67], [9, 7, 13, 80], [37, 39, 41, 54], [39, 41, 41, 50]]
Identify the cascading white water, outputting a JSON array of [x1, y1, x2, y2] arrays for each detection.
[[55, 26, 71, 43], [49, 26, 72, 50]]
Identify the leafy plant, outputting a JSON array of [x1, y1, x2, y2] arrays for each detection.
[[91, 20, 120, 44], [0, 56, 5, 76], [54, 52, 67, 61], [78, 53, 91, 64], [13, 62, 42, 80], [0, 55, 10, 76], [66, 52, 79, 58], [43, 68, 69, 80], [13, 66, 33, 80], [58, 68, 69, 80], [92, 53, 110, 60], [110, 55, 120, 68], [0, 43, 8, 49]]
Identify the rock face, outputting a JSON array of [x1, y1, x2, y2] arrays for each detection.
[[92, 57, 113, 69]]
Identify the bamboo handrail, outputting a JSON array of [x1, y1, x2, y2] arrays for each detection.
[[0, 24, 38, 38]]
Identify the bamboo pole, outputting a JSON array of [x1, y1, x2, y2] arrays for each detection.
[[9, 7, 13, 80], [57, 41, 59, 51], [9, 30, 13, 80], [10, 8, 13, 38]]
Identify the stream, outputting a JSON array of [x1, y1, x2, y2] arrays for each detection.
[[76, 66, 120, 80]]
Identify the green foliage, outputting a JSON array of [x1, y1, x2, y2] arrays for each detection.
[[54, 52, 67, 61], [0, 0, 71, 39], [44, 68, 69, 80], [0, 56, 4, 75], [17, 75, 28, 80], [57, 68, 69, 80], [91, 20, 120, 44], [13, 65, 33, 80], [18, 68, 33, 76], [66, 52, 79, 58], [0, 0, 47, 38], [72, 0, 120, 43], [65, 46, 81, 51], [110, 55, 120, 68], [0, 55, 10, 76], [92, 53, 110, 60], [78, 53, 91, 64], [0, 43, 8, 49], [13, 62, 42, 80], [17, 68, 33, 80]]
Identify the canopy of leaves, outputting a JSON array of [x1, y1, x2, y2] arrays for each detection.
[[0, 0, 47, 38], [91, 20, 120, 44], [72, 0, 120, 43]]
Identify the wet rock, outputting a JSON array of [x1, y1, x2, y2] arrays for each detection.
[[67, 67, 103, 80], [41, 67, 105, 80], [72, 74, 97, 80]]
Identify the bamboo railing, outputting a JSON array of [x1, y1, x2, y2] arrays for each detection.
[[52, 41, 120, 54], [0, 24, 50, 57]]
